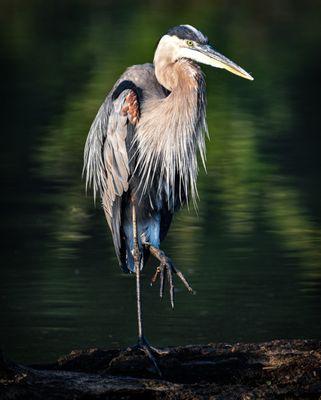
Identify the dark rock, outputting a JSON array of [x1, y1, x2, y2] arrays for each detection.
[[1, 340, 321, 399]]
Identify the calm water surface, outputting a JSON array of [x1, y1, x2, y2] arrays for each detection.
[[1, 1, 321, 363]]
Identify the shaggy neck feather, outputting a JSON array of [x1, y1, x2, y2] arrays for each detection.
[[134, 60, 207, 209]]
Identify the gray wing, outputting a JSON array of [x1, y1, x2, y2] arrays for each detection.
[[83, 87, 135, 264]]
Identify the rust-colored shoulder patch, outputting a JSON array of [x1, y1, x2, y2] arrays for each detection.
[[121, 90, 140, 125]]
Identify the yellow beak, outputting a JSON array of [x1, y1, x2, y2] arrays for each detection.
[[193, 44, 254, 81]]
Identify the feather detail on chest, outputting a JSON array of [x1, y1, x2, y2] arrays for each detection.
[[133, 60, 208, 209]]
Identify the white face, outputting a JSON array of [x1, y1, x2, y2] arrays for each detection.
[[154, 35, 191, 64], [154, 32, 253, 81]]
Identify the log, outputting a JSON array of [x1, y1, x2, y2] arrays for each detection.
[[1, 340, 321, 399]]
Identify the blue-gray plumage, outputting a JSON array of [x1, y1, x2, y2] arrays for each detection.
[[83, 24, 253, 370]]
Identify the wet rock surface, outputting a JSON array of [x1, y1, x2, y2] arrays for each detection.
[[1, 340, 321, 399]]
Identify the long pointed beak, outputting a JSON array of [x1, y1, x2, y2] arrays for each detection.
[[196, 44, 254, 81]]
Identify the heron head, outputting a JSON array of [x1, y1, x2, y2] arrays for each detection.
[[154, 24, 253, 81]]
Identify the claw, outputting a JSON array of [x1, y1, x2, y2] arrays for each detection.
[[140, 343, 162, 376], [123, 338, 163, 377], [138, 336, 162, 376], [166, 266, 175, 309], [159, 265, 165, 299], [151, 264, 166, 300], [150, 266, 160, 286], [174, 268, 195, 294], [145, 243, 194, 308]]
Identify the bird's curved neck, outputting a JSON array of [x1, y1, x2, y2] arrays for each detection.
[[154, 58, 201, 93], [154, 59, 206, 133]]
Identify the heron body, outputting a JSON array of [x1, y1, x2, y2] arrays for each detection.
[[83, 24, 253, 371]]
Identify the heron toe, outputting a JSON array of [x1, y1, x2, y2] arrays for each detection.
[[146, 243, 195, 308]]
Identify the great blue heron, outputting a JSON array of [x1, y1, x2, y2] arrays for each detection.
[[83, 24, 253, 372]]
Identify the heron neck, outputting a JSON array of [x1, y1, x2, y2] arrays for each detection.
[[155, 59, 201, 93], [133, 60, 207, 209], [154, 59, 205, 133]]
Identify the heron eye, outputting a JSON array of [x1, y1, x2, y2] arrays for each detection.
[[186, 40, 194, 47]]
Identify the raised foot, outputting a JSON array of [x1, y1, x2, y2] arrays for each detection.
[[146, 243, 195, 308]]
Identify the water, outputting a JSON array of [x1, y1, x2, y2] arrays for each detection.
[[1, 1, 321, 364]]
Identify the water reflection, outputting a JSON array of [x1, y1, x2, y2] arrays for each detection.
[[0, 1, 320, 363]]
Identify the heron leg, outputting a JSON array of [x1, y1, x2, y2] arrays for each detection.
[[144, 243, 195, 308], [131, 203, 163, 375], [132, 203, 143, 340]]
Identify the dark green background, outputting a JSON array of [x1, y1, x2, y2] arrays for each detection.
[[1, 0, 320, 363]]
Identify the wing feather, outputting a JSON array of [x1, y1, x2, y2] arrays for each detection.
[[83, 86, 136, 267]]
